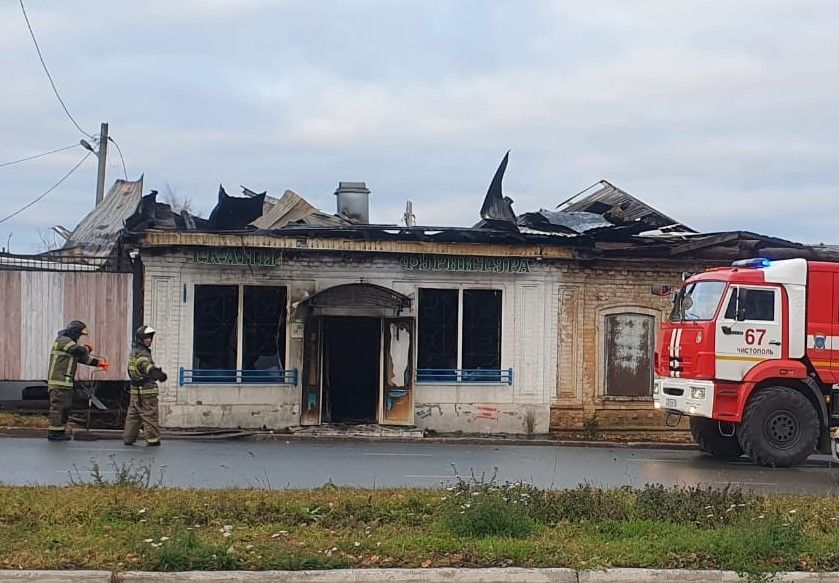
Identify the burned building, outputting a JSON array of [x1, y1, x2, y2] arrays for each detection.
[[10, 157, 837, 437]]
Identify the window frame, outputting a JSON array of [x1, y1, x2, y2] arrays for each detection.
[[191, 283, 289, 384], [416, 285, 505, 383]]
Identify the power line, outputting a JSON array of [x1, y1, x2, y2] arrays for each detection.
[[0, 151, 93, 226], [108, 136, 128, 179], [0, 143, 80, 169], [18, 0, 93, 139]]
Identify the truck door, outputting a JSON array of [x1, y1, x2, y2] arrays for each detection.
[[715, 285, 782, 381]]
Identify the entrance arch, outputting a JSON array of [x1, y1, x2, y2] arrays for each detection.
[[298, 283, 415, 427]]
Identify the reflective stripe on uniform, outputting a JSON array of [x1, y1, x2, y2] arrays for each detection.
[[146, 437, 160, 444], [48, 426, 66, 432], [128, 350, 158, 391], [48, 338, 79, 387]]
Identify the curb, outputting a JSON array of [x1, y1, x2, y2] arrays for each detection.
[[2, 569, 838, 583], [0, 426, 698, 450], [245, 432, 698, 450], [0, 571, 111, 582]]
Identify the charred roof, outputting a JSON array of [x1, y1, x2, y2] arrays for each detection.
[[41, 154, 839, 265]]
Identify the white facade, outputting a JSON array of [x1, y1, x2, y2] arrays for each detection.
[[142, 248, 556, 435]]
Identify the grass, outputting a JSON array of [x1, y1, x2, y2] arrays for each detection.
[[0, 411, 48, 428], [0, 469, 837, 575]]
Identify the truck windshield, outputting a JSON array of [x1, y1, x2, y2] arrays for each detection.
[[670, 281, 726, 322]]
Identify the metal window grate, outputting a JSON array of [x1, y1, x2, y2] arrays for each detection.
[[416, 368, 513, 385], [179, 368, 299, 386]]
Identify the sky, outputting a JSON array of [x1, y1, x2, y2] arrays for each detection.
[[2, 0, 839, 252]]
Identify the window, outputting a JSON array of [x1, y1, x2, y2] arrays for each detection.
[[193, 285, 238, 373], [462, 290, 502, 369], [723, 287, 776, 321], [417, 289, 458, 370], [670, 281, 726, 322], [242, 286, 288, 380], [604, 313, 654, 397], [192, 284, 287, 383], [417, 288, 503, 382]]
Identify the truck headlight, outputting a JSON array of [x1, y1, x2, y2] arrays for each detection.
[[691, 387, 706, 399]]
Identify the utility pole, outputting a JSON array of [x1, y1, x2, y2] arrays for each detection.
[[94, 122, 108, 205]]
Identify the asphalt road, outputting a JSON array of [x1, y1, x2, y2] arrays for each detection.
[[1, 437, 837, 494]]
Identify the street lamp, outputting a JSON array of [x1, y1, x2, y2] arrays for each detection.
[[80, 139, 98, 156]]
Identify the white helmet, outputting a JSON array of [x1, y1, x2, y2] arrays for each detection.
[[136, 325, 156, 340]]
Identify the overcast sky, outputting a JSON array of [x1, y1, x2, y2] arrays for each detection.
[[2, 1, 839, 252]]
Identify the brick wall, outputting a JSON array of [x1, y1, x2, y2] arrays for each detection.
[[550, 261, 703, 432]]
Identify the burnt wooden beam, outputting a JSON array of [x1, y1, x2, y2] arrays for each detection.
[[669, 232, 740, 256]]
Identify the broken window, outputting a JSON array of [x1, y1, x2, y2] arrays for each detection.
[[242, 286, 287, 381], [417, 288, 503, 382], [192, 285, 238, 381], [604, 313, 654, 397], [417, 289, 458, 371], [463, 290, 502, 370], [192, 284, 288, 383]]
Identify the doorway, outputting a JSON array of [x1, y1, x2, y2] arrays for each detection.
[[323, 317, 380, 423]]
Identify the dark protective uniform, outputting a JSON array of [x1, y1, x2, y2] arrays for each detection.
[[46, 320, 102, 440], [123, 329, 167, 446]]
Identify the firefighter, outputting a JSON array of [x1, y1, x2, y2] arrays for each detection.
[[46, 320, 110, 441], [124, 325, 167, 446]]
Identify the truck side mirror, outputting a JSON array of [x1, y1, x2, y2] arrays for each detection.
[[651, 285, 673, 296]]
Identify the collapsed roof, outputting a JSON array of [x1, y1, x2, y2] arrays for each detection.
[[38, 153, 839, 265]]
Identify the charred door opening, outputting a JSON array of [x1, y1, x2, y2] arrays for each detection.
[[323, 317, 380, 423]]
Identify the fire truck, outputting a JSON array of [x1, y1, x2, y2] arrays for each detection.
[[653, 258, 839, 467]]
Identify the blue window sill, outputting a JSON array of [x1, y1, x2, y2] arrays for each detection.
[[179, 368, 299, 386], [416, 369, 513, 385]]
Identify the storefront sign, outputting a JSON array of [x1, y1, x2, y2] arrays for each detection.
[[400, 254, 531, 274], [192, 248, 278, 267]]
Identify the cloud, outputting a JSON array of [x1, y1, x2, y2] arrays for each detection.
[[2, 1, 839, 250]]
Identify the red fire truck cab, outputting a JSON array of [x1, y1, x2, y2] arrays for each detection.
[[653, 258, 839, 467]]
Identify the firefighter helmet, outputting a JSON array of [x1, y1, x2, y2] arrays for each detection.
[[135, 325, 156, 341], [63, 320, 89, 340]]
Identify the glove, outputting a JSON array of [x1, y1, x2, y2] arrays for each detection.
[[152, 367, 168, 382], [97, 358, 110, 371], [84, 342, 95, 353]]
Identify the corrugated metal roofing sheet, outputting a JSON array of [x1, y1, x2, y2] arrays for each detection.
[[63, 177, 143, 258], [537, 210, 614, 232], [561, 180, 693, 232]]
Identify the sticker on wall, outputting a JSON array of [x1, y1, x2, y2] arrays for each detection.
[[290, 318, 305, 339], [475, 406, 499, 421]]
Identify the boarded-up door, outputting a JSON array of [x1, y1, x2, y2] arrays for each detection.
[[379, 318, 414, 425], [604, 313, 654, 397], [301, 318, 322, 425]]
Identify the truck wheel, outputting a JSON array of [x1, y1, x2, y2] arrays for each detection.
[[738, 386, 819, 467], [689, 417, 743, 459]]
